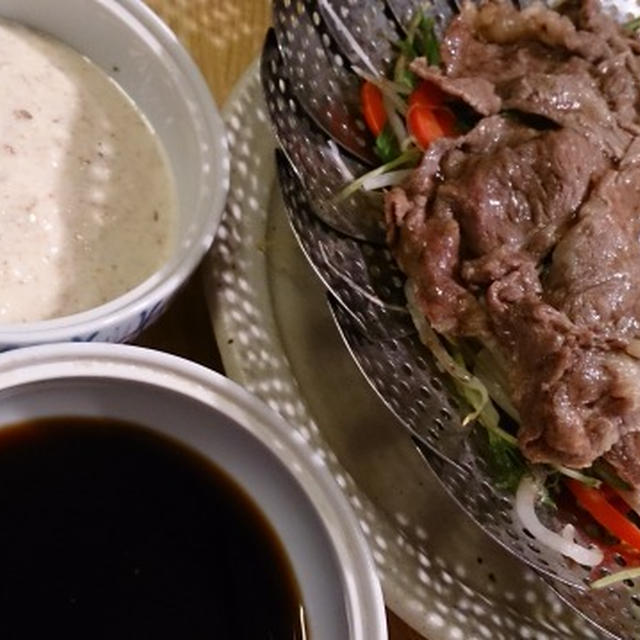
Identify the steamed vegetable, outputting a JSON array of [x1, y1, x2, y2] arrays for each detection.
[[406, 282, 490, 425], [591, 566, 640, 589], [516, 476, 604, 567], [409, 79, 447, 110], [361, 81, 387, 137], [407, 82, 456, 150], [374, 127, 400, 163], [625, 16, 640, 31], [335, 149, 421, 202], [567, 480, 640, 552], [486, 430, 527, 492], [342, 10, 461, 198]]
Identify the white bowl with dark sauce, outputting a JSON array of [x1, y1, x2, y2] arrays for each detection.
[[0, 342, 387, 639], [0, 0, 228, 348]]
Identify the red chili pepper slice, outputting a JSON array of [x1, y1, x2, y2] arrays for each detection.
[[567, 479, 640, 551], [360, 81, 387, 136]]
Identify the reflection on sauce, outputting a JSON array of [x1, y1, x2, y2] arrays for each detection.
[[0, 416, 308, 639], [0, 19, 176, 323]]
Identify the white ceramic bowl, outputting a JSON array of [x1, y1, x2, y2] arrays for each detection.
[[0, 0, 228, 349], [0, 342, 387, 640]]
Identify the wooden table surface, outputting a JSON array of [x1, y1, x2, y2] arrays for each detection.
[[137, 1, 426, 638]]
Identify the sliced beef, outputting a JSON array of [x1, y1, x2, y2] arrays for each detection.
[[606, 432, 640, 487], [386, 140, 487, 337], [571, 0, 627, 48], [461, 247, 532, 286], [440, 6, 576, 81], [545, 164, 640, 337], [404, 214, 487, 336], [500, 73, 631, 158], [388, 114, 606, 335], [482, 259, 640, 466], [470, 0, 602, 56], [421, 0, 640, 146], [410, 59, 501, 116], [596, 53, 640, 133], [437, 127, 606, 258], [485, 268, 623, 466], [385, 0, 640, 480]]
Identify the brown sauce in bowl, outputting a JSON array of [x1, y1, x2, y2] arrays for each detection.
[[0, 416, 306, 639]]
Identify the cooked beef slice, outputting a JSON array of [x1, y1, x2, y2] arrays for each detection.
[[386, 0, 640, 478], [597, 53, 640, 133], [485, 266, 626, 466], [386, 117, 606, 335], [410, 59, 501, 116], [500, 73, 631, 157], [439, 4, 579, 80], [545, 163, 640, 337], [413, 0, 640, 152], [386, 139, 488, 337], [438, 127, 606, 258], [606, 431, 640, 487]]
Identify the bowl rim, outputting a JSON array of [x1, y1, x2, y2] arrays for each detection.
[[0, 0, 229, 343], [0, 342, 388, 640]]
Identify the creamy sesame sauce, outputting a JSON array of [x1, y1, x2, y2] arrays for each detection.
[[0, 19, 176, 323]]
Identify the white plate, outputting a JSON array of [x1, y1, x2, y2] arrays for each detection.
[[206, 60, 607, 640]]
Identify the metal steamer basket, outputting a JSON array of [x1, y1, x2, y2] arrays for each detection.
[[260, 0, 640, 637]]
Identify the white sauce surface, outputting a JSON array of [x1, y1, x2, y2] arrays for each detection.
[[0, 19, 176, 323]]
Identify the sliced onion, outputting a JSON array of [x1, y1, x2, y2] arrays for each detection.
[[561, 524, 576, 542], [383, 95, 408, 146], [335, 149, 420, 202], [591, 566, 640, 589], [326, 140, 354, 182], [362, 169, 412, 191], [515, 475, 604, 567]]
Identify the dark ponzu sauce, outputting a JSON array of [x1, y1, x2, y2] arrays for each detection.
[[0, 416, 306, 639]]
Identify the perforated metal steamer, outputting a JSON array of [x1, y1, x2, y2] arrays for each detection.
[[260, 0, 640, 637]]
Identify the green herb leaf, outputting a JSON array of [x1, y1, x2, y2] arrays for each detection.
[[375, 125, 400, 164], [397, 68, 417, 91], [540, 474, 559, 509], [392, 8, 423, 62], [416, 15, 441, 66], [485, 430, 527, 493], [395, 38, 418, 60], [624, 16, 640, 31], [539, 488, 557, 510], [591, 460, 633, 491]]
